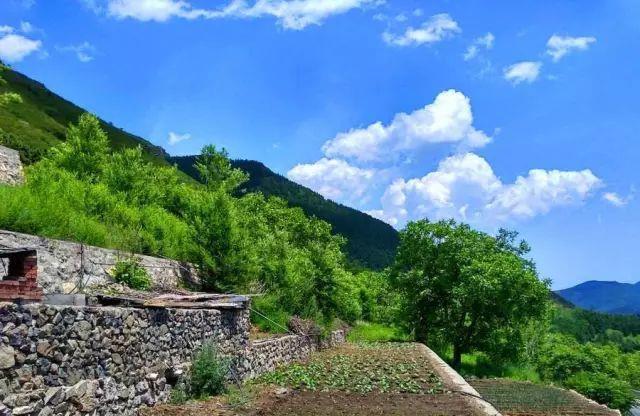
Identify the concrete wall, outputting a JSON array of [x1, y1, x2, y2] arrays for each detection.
[[0, 230, 198, 294], [0, 146, 24, 186]]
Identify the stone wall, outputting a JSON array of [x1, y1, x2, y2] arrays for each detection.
[[0, 146, 24, 186], [240, 330, 346, 380], [0, 230, 198, 294], [0, 302, 250, 415]]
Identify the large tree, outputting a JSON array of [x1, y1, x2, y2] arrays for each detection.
[[390, 219, 550, 370]]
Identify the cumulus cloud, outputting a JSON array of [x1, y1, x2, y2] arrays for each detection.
[[0, 33, 42, 63], [546, 35, 596, 62], [168, 131, 191, 145], [372, 153, 602, 226], [0, 26, 14, 34], [503, 61, 541, 84], [58, 42, 96, 62], [464, 32, 494, 60], [383, 13, 460, 47], [91, 0, 378, 29], [602, 191, 631, 207], [322, 90, 491, 163], [287, 158, 375, 201]]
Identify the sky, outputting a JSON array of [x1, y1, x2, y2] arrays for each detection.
[[1, 0, 639, 290]]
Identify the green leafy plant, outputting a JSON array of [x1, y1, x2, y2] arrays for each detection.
[[189, 341, 231, 398], [111, 257, 152, 290], [564, 371, 636, 412]]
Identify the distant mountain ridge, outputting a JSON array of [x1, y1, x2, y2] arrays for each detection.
[[555, 280, 640, 315], [169, 156, 399, 270]]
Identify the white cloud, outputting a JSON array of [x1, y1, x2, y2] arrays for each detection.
[[321, 89, 491, 163], [372, 153, 601, 226], [287, 158, 375, 202], [168, 131, 191, 145], [503, 61, 541, 84], [383, 13, 460, 47], [19, 21, 33, 33], [58, 42, 96, 63], [0, 34, 41, 63], [464, 32, 494, 61], [546, 35, 596, 62], [602, 191, 631, 207], [0, 26, 14, 34], [92, 0, 377, 29]]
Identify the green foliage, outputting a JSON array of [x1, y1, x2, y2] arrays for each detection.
[[171, 157, 399, 270], [0, 113, 368, 325], [564, 371, 636, 412], [390, 219, 550, 369], [250, 294, 292, 333], [110, 257, 152, 290], [189, 341, 231, 398], [347, 322, 410, 343]]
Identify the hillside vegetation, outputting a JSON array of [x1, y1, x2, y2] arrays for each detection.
[[170, 156, 399, 270], [0, 64, 398, 269]]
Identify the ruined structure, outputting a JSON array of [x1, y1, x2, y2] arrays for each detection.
[[0, 248, 43, 303]]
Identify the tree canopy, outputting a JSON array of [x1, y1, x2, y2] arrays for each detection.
[[390, 219, 550, 369]]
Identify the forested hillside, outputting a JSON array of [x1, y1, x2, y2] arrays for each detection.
[[556, 280, 640, 315], [170, 156, 399, 270], [0, 64, 398, 269]]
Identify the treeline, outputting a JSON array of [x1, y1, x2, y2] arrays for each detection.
[[0, 114, 386, 328], [169, 156, 400, 270]]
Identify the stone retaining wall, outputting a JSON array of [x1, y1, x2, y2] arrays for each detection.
[[0, 302, 249, 415], [0, 146, 24, 186], [0, 302, 346, 415], [241, 330, 346, 380], [0, 230, 198, 294]]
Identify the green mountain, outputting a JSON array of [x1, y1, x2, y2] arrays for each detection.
[[169, 156, 399, 270], [0, 64, 399, 269], [0, 64, 168, 164], [556, 280, 640, 315]]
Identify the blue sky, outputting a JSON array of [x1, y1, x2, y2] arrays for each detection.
[[1, 0, 639, 289]]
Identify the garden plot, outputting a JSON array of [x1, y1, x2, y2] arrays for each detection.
[[148, 343, 490, 415], [470, 379, 619, 416]]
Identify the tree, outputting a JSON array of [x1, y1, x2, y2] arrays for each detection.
[[390, 219, 550, 370], [195, 145, 247, 192]]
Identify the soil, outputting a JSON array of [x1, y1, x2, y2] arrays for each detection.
[[143, 343, 486, 416]]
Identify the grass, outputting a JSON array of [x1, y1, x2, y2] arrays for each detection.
[[347, 322, 410, 343]]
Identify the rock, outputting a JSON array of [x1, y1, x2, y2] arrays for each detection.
[[72, 321, 92, 341], [13, 404, 38, 415], [0, 344, 15, 369], [274, 387, 289, 398], [36, 341, 52, 357], [43, 387, 64, 406], [66, 380, 98, 412], [37, 407, 53, 416]]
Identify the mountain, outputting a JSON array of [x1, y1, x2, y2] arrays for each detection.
[[555, 280, 640, 315], [0, 65, 399, 270], [0, 64, 168, 164], [169, 156, 399, 270]]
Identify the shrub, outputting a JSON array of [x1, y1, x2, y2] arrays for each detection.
[[564, 371, 636, 412], [347, 322, 409, 343], [110, 257, 151, 290], [189, 341, 231, 398]]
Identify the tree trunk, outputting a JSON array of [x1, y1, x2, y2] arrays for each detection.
[[452, 344, 462, 371]]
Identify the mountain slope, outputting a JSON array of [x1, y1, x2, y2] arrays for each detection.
[[0, 64, 168, 164], [169, 156, 399, 270], [556, 280, 640, 315], [0, 65, 399, 270]]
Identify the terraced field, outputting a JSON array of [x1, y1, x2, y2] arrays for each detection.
[[470, 379, 619, 416], [147, 343, 490, 415]]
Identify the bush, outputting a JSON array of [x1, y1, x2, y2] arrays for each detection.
[[189, 341, 231, 398], [564, 371, 636, 412], [110, 257, 152, 290]]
